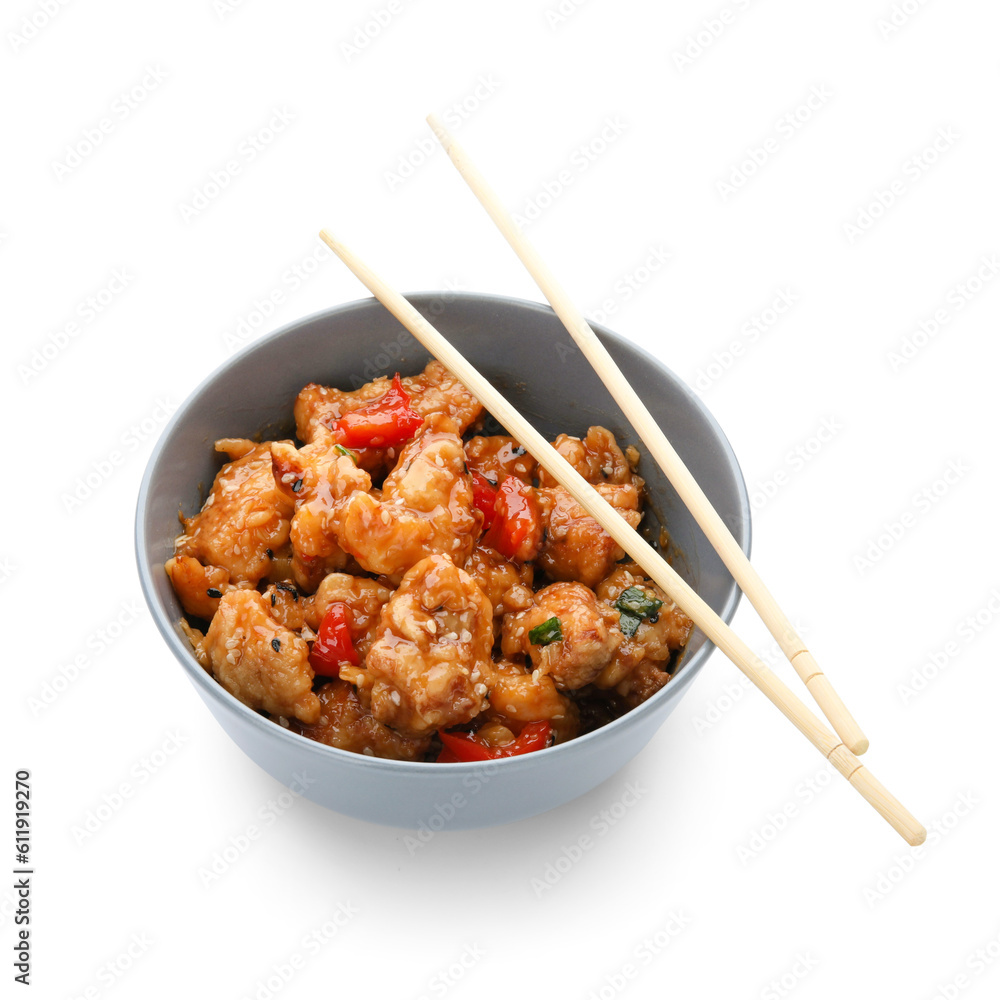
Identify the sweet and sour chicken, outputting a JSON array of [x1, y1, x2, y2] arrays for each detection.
[[167, 359, 692, 762]]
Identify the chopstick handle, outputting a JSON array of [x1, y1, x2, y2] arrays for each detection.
[[317, 228, 925, 847], [425, 113, 869, 756]]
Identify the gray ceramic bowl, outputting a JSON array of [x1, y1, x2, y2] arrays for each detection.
[[135, 293, 750, 829]]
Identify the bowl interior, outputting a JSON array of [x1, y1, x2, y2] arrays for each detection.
[[138, 292, 750, 761]]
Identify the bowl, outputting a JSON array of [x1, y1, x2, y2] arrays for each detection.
[[135, 292, 751, 829]]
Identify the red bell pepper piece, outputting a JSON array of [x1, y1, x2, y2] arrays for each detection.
[[309, 602, 359, 677], [331, 373, 424, 448], [483, 476, 542, 561], [436, 721, 552, 762], [470, 471, 499, 530]]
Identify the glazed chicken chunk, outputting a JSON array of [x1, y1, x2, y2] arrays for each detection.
[[168, 439, 294, 619], [593, 565, 694, 694], [291, 680, 430, 760], [270, 439, 371, 590], [334, 415, 479, 579], [365, 554, 493, 737], [464, 434, 537, 484], [502, 581, 622, 690], [536, 482, 643, 588], [309, 572, 393, 661], [537, 425, 643, 490], [204, 590, 320, 724], [484, 657, 579, 744], [294, 360, 483, 473]]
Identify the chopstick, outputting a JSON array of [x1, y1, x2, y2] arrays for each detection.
[[316, 228, 925, 847], [425, 115, 869, 758]]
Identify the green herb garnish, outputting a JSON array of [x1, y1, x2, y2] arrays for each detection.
[[615, 586, 663, 638], [334, 444, 358, 464], [528, 616, 563, 646]]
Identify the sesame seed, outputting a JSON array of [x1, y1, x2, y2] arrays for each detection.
[[390, 690, 401, 706], [426, 619, 437, 634], [271, 638, 281, 652]]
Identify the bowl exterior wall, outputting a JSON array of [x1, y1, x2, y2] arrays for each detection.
[[137, 293, 750, 828]]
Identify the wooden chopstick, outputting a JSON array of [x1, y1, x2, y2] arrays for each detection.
[[317, 228, 924, 846], [424, 115, 869, 757]]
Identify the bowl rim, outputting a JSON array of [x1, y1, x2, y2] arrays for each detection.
[[135, 290, 752, 772]]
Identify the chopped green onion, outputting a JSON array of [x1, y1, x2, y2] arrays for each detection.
[[617, 611, 642, 638], [528, 616, 563, 646], [334, 443, 358, 464], [615, 586, 663, 638]]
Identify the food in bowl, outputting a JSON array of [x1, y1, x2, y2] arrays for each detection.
[[165, 358, 693, 763]]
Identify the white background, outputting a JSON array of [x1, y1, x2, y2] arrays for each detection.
[[6, 1, 1000, 997]]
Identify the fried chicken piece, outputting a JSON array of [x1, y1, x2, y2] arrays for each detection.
[[537, 425, 643, 491], [294, 361, 483, 473], [203, 590, 320, 724], [615, 660, 671, 708], [335, 415, 479, 579], [270, 439, 371, 591], [364, 554, 493, 737], [165, 555, 233, 620], [290, 680, 430, 761], [309, 572, 393, 661], [502, 581, 621, 690], [260, 581, 312, 632], [594, 564, 693, 687], [484, 658, 579, 744], [174, 439, 292, 588], [464, 435, 536, 485], [536, 483, 643, 588], [464, 544, 534, 619]]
